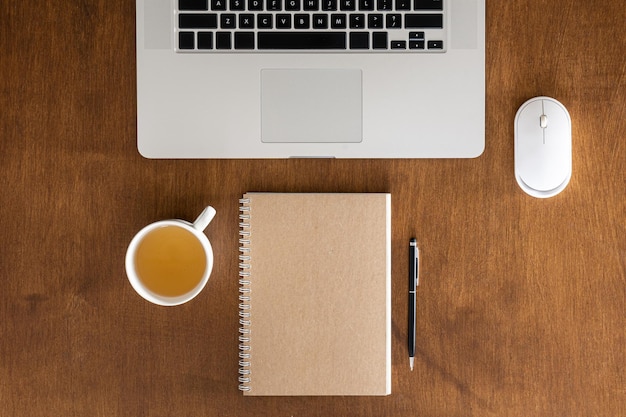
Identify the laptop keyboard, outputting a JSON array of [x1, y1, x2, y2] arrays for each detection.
[[176, 0, 446, 52]]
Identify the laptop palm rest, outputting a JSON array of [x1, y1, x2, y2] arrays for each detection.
[[260, 69, 362, 143]]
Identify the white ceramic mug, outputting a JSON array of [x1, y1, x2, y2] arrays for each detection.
[[125, 206, 216, 306]]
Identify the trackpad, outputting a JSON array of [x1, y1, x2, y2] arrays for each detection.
[[261, 69, 362, 143]]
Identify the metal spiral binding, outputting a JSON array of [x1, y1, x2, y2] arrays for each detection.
[[238, 198, 252, 392]]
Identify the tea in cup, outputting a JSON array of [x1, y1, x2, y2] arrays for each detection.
[[125, 206, 216, 306]]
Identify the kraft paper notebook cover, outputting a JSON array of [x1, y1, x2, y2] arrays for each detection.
[[238, 193, 391, 396]]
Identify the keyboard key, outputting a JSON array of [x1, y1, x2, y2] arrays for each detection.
[[330, 13, 347, 28], [285, 0, 301, 10], [179, 31, 195, 49], [216, 32, 232, 49], [340, 0, 356, 11], [303, 0, 319, 10], [258, 14, 273, 28], [408, 31, 424, 39], [197, 32, 214, 49], [386, 14, 401, 28], [368, 14, 383, 28], [239, 13, 255, 28], [428, 40, 444, 49], [391, 40, 406, 49], [395, 0, 410, 10], [249, 0, 264, 9], [179, 13, 218, 28], [211, 0, 227, 9], [359, 0, 374, 10], [405, 14, 443, 28], [313, 14, 329, 28], [230, 0, 245, 9], [276, 14, 292, 28], [350, 32, 369, 49], [409, 40, 424, 49], [372, 31, 387, 49], [267, 0, 282, 10], [235, 32, 255, 49], [377, 0, 392, 10], [322, 0, 337, 10], [179, 0, 208, 10], [350, 14, 365, 29], [257, 32, 346, 49], [294, 14, 310, 28], [221, 14, 236, 28], [414, 0, 442, 10]]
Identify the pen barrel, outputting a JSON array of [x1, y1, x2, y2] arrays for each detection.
[[408, 292, 416, 357], [409, 239, 418, 360]]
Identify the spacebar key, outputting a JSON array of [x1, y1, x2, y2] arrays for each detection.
[[258, 32, 346, 49]]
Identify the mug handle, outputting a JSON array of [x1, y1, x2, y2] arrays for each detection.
[[192, 206, 216, 231]]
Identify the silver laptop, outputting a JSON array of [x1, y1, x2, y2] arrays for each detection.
[[136, 0, 485, 158]]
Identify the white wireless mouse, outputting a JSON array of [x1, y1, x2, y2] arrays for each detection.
[[514, 96, 572, 198]]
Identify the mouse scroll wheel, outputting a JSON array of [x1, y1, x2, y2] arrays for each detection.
[[540, 114, 548, 129]]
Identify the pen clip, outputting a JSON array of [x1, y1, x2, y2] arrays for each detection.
[[414, 248, 419, 287]]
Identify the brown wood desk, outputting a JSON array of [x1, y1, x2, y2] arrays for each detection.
[[1, 1, 624, 416]]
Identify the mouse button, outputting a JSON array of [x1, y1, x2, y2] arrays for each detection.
[[516, 100, 543, 155], [543, 100, 571, 167], [516, 100, 544, 138]]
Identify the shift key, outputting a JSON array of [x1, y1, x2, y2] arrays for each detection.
[[405, 14, 443, 28]]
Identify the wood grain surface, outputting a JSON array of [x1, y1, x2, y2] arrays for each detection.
[[1, 1, 624, 416]]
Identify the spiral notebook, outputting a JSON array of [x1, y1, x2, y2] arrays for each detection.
[[238, 193, 391, 396]]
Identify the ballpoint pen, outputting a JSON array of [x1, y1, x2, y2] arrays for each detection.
[[409, 238, 419, 371]]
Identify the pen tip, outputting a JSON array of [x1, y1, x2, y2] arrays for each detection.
[[409, 357, 414, 371]]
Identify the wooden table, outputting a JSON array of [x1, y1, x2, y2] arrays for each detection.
[[1, 1, 624, 416]]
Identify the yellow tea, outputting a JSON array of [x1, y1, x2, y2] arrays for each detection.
[[134, 225, 207, 297]]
